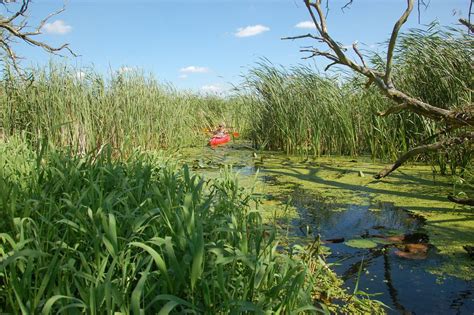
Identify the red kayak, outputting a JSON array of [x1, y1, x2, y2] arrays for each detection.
[[209, 134, 231, 146]]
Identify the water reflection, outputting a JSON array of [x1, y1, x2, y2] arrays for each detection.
[[178, 145, 474, 314]]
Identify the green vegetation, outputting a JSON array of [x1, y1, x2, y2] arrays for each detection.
[[0, 65, 248, 154], [0, 139, 384, 313], [1, 26, 470, 172], [0, 25, 472, 313], [243, 26, 472, 167]]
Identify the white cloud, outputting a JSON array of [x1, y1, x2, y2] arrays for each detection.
[[295, 21, 316, 29], [201, 84, 222, 93], [42, 20, 72, 35], [180, 66, 209, 74], [75, 71, 86, 80], [179, 74, 188, 79], [235, 24, 270, 38], [118, 66, 135, 74]]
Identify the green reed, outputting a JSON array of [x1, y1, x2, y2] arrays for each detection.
[[0, 64, 245, 154], [241, 25, 472, 168], [0, 139, 384, 314]]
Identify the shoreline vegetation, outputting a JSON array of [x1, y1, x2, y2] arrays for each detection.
[[0, 139, 385, 313], [0, 24, 472, 313]]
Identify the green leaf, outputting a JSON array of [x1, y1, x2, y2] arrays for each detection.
[[41, 295, 84, 315], [131, 261, 152, 315], [344, 239, 378, 249], [158, 301, 179, 315]]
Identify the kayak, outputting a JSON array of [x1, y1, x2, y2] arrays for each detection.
[[209, 134, 231, 146]]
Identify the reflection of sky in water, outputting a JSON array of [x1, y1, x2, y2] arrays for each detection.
[[286, 189, 473, 315], [292, 198, 422, 239]]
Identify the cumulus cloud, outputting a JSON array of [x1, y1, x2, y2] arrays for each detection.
[[75, 71, 86, 80], [235, 24, 270, 38], [295, 21, 316, 29], [180, 66, 209, 74], [201, 84, 222, 93], [118, 66, 135, 74], [42, 20, 72, 35]]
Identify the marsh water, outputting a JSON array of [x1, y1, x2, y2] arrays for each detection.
[[179, 142, 473, 314]]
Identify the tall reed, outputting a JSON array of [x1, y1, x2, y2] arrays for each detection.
[[0, 65, 245, 154], [241, 24, 472, 167], [0, 139, 383, 313]]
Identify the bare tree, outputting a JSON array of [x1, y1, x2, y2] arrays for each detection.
[[0, 0, 75, 74], [284, 0, 473, 204]]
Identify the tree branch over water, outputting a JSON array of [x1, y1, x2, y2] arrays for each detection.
[[284, 0, 474, 200]]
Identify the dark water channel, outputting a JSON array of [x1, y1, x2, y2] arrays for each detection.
[[184, 144, 474, 314], [288, 188, 473, 315]]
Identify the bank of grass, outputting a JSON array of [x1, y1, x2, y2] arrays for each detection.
[[0, 65, 250, 154], [242, 25, 472, 172], [1, 27, 470, 172], [0, 137, 384, 314]]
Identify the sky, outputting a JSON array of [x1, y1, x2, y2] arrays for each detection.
[[7, 0, 468, 93]]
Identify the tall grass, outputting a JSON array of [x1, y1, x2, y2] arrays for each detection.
[[0, 25, 470, 169], [0, 139, 384, 314], [393, 24, 473, 174], [241, 25, 472, 168], [241, 62, 413, 159], [241, 64, 357, 156], [0, 64, 246, 154]]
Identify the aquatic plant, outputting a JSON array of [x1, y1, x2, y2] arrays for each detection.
[[242, 24, 472, 178], [0, 64, 245, 155], [0, 140, 383, 313]]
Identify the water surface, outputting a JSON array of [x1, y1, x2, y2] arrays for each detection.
[[178, 142, 474, 314]]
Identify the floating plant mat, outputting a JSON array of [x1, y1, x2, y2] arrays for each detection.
[[175, 145, 474, 314], [344, 239, 378, 249]]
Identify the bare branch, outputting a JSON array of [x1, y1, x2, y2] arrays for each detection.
[[3, 0, 29, 24], [293, 0, 474, 128], [324, 61, 339, 71], [341, 0, 353, 12], [459, 18, 474, 33], [385, 0, 414, 87], [352, 42, 367, 68], [375, 133, 474, 179], [417, 0, 431, 24], [447, 195, 474, 206], [282, 33, 324, 41], [0, 0, 75, 74], [0, 39, 22, 74], [36, 5, 66, 34], [300, 47, 338, 61], [469, 0, 473, 31]]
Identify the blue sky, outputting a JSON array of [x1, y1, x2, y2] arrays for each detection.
[[11, 0, 467, 93]]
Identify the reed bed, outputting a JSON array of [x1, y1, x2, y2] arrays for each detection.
[[0, 138, 383, 314], [1, 26, 470, 168], [241, 63, 418, 159], [0, 65, 246, 154], [241, 25, 472, 171], [0, 25, 470, 174]]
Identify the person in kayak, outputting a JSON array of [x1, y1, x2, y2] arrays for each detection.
[[213, 122, 228, 138]]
